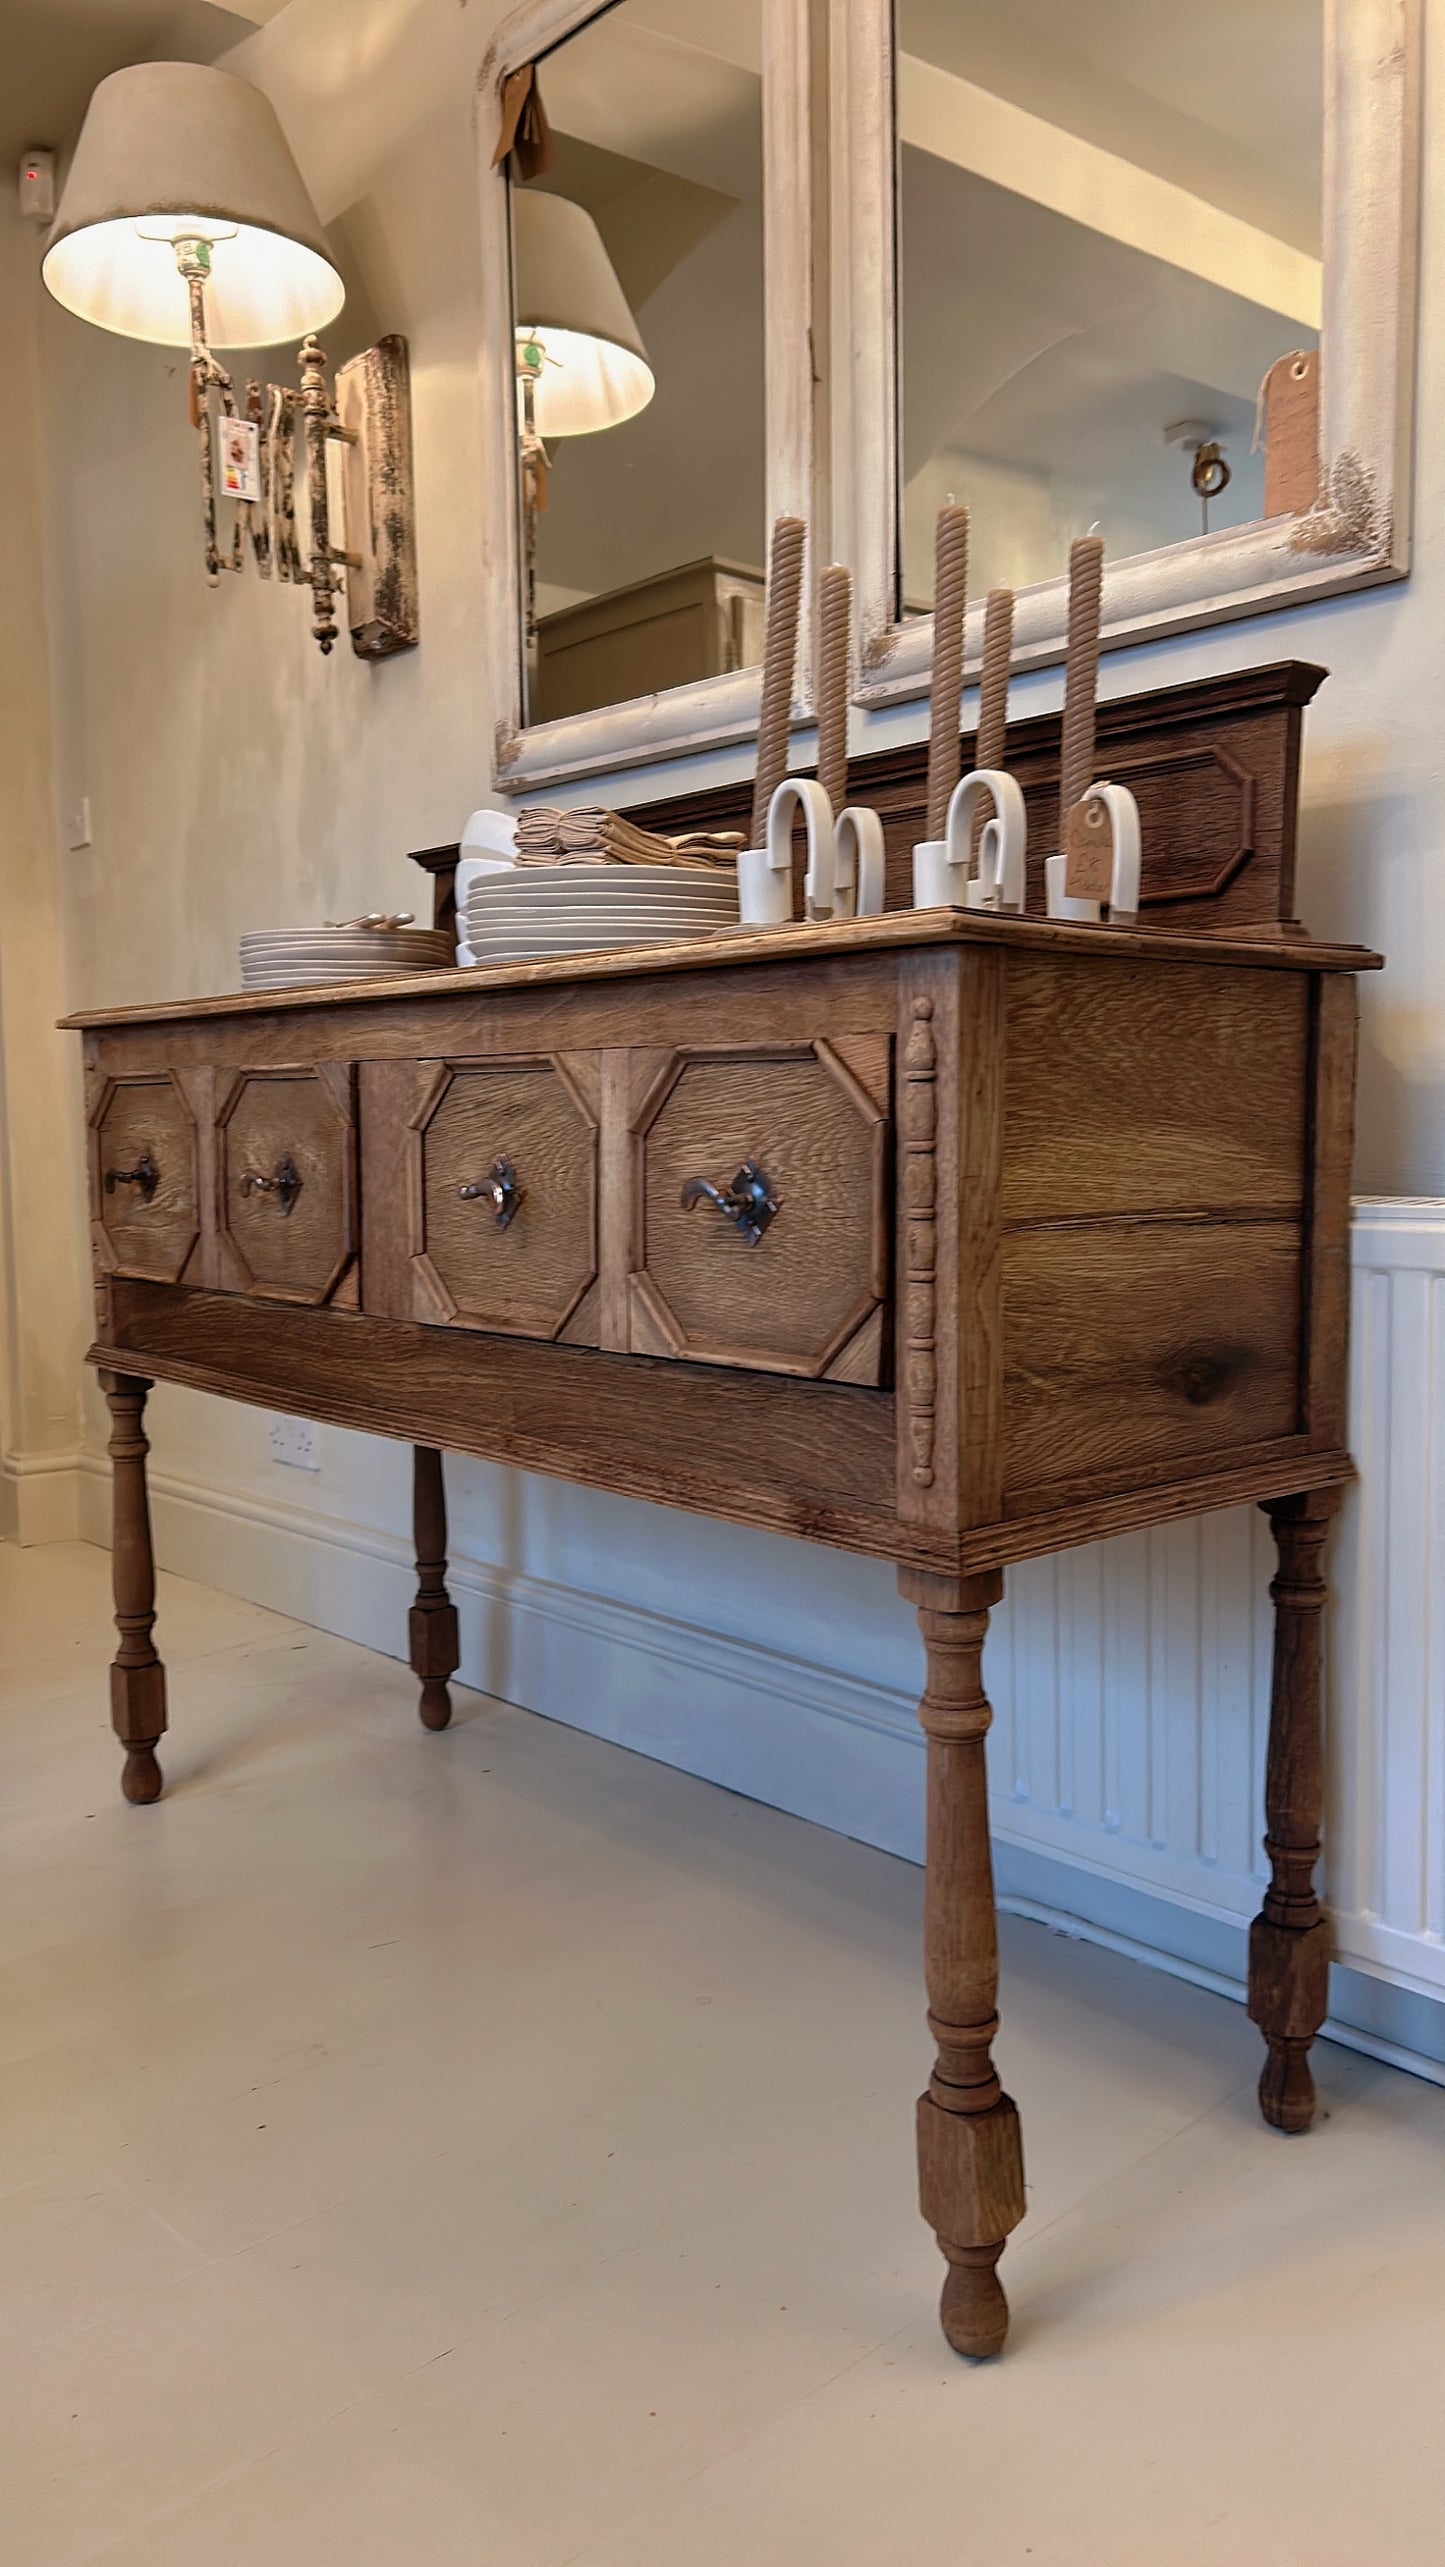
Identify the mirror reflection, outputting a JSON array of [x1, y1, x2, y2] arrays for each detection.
[[896, 0, 1323, 609], [511, 0, 766, 726]]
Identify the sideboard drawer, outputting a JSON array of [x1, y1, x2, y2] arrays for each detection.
[[89, 1071, 200, 1284], [215, 1063, 358, 1306], [406, 1054, 600, 1341], [627, 1038, 891, 1381]]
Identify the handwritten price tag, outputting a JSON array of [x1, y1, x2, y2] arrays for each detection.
[[1064, 795, 1113, 901]]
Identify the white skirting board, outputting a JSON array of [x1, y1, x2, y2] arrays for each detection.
[[74, 1197, 1445, 2083]]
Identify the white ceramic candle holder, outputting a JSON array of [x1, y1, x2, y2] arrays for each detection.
[[833, 805, 886, 918], [737, 776, 837, 926], [1044, 780, 1141, 925], [912, 768, 1026, 912]]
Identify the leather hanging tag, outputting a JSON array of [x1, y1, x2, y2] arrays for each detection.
[[1260, 350, 1319, 518], [493, 65, 555, 180], [1064, 795, 1113, 901]]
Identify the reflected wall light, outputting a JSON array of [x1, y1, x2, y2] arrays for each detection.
[[43, 62, 417, 658], [512, 187, 654, 653]]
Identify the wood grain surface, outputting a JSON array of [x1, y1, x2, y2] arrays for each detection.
[[88, 1075, 199, 1285], [633, 1042, 888, 1378], [1002, 1216, 1303, 1504], [215, 1064, 357, 1307], [100, 1281, 906, 1559], [1003, 958, 1309, 1222], [410, 1055, 599, 1341], [63, 904, 1378, 1035]]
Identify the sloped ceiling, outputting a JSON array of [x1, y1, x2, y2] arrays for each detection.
[[0, 0, 281, 162]]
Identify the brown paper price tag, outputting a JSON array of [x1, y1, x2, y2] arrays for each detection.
[[1261, 350, 1319, 519], [1064, 796, 1112, 901]]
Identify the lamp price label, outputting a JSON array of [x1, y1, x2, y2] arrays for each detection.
[[218, 417, 261, 503]]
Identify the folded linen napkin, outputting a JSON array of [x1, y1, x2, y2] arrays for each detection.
[[513, 806, 743, 869]]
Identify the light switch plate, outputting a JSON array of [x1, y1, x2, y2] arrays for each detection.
[[67, 797, 92, 850], [268, 1416, 320, 1471]]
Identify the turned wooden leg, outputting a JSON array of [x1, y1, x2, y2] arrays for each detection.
[[1249, 1486, 1344, 2133], [100, 1371, 167, 1805], [410, 1445, 460, 1731], [901, 1566, 1026, 2359]]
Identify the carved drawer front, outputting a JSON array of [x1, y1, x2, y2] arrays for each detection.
[[89, 1073, 200, 1284], [629, 1038, 891, 1381], [215, 1063, 358, 1306], [408, 1055, 599, 1341]]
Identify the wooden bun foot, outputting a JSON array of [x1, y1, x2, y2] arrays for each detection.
[[940, 2242, 1010, 2360], [418, 1679, 452, 1732], [121, 1743, 164, 1805], [1259, 2037, 1316, 2133]]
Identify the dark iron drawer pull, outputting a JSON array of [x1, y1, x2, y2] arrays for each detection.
[[104, 1149, 160, 1204], [458, 1154, 523, 1229], [680, 1157, 780, 1246], [240, 1152, 302, 1216]]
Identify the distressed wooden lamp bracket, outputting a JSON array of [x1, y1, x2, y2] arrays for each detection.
[[181, 244, 418, 662]]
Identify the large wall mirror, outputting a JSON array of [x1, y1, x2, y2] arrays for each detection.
[[481, 0, 1416, 789], [834, 0, 1418, 706], [895, 0, 1322, 607], [481, 0, 814, 792]]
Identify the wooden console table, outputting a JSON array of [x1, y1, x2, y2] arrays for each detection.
[[67, 904, 1378, 2359]]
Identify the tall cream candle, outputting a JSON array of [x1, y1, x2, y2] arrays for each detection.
[[816, 562, 851, 820], [750, 515, 807, 849], [925, 503, 969, 840], [1059, 534, 1105, 839]]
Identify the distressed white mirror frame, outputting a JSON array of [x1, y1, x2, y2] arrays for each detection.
[[477, 0, 817, 794], [830, 0, 1421, 708]]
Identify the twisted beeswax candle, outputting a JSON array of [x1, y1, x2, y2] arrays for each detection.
[[925, 503, 969, 840], [816, 563, 851, 820], [750, 515, 807, 849], [972, 585, 1015, 856], [1059, 534, 1105, 839]]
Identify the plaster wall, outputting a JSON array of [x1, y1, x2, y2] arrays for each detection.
[[0, 195, 86, 1541]]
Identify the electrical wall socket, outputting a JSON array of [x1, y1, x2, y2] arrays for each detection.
[[268, 1416, 320, 1471]]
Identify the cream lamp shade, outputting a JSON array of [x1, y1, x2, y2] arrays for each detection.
[[512, 188, 653, 437], [42, 62, 344, 349]]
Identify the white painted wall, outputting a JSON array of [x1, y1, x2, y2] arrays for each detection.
[[0, 195, 87, 1542], [12, 0, 1445, 2060]]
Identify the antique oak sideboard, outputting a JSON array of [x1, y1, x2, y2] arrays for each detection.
[[68, 895, 1378, 2361]]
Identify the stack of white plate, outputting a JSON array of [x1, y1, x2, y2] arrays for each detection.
[[461, 865, 739, 966], [240, 927, 454, 990]]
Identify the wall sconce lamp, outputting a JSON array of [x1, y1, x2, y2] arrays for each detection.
[[41, 62, 418, 659], [511, 187, 653, 658]]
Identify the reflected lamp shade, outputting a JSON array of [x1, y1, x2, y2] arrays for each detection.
[[42, 62, 344, 349], [512, 188, 653, 436]]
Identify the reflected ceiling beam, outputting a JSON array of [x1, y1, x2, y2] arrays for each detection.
[[898, 52, 1321, 330]]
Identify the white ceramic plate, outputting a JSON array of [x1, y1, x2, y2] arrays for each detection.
[[466, 930, 733, 963], [484, 863, 732, 894], [465, 907, 730, 933]]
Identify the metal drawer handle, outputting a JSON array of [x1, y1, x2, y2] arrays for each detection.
[[680, 1156, 780, 1246], [105, 1149, 160, 1204], [240, 1152, 302, 1216], [458, 1153, 524, 1230]]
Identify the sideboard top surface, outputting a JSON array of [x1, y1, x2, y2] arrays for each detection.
[[63, 907, 1382, 1034]]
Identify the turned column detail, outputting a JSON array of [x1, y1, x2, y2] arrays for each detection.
[[410, 1445, 460, 1731], [1248, 1486, 1343, 2133], [100, 1370, 167, 1805], [904, 1567, 1027, 2359]]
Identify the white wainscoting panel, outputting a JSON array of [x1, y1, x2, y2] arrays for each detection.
[[77, 1200, 1445, 2069]]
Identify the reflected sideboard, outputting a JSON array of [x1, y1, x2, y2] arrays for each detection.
[[66, 907, 1380, 2360]]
